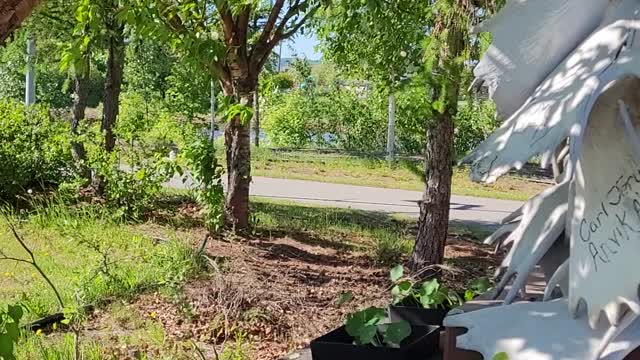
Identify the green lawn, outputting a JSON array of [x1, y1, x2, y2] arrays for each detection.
[[0, 203, 202, 321], [250, 148, 548, 201]]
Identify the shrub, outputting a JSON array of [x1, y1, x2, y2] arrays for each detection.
[[454, 100, 498, 158], [263, 89, 387, 151], [181, 134, 225, 233], [0, 32, 74, 109], [261, 72, 294, 93], [262, 83, 497, 157], [0, 100, 71, 201], [85, 131, 177, 220], [262, 91, 313, 148]]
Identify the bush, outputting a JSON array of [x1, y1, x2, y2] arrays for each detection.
[[0, 100, 71, 201], [262, 91, 314, 148], [181, 134, 225, 233], [0, 32, 74, 109], [454, 100, 497, 158], [263, 89, 387, 152], [263, 85, 497, 158]]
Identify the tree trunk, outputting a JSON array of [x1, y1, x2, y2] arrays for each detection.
[[222, 84, 253, 230], [386, 92, 396, 164], [410, 113, 455, 270], [409, 9, 466, 273], [101, 25, 125, 153], [71, 54, 90, 180], [252, 90, 260, 147]]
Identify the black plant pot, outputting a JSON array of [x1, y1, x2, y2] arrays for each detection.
[[388, 298, 450, 327], [310, 325, 440, 360]]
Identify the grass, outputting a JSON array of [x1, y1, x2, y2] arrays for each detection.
[[0, 202, 203, 321], [249, 147, 548, 201], [250, 196, 487, 265]]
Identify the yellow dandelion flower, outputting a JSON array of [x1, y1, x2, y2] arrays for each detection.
[[36, 329, 43, 336], [150, 311, 157, 319]]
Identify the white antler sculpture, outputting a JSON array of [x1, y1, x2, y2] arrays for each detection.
[[445, 0, 640, 359]]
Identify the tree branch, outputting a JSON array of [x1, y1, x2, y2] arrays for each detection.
[[252, 0, 285, 53], [217, 1, 235, 46], [1, 213, 65, 310], [280, 5, 318, 39]]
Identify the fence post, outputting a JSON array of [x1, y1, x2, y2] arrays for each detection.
[[25, 37, 36, 106], [386, 93, 396, 164]]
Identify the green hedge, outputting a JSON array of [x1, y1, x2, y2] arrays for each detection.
[[0, 100, 71, 200]]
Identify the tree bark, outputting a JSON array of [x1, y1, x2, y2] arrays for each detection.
[[0, 0, 41, 44], [101, 24, 125, 153], [252, 90, 260, 147], [409, 8, 466, 273], [71, 54, 90, 180], [410, 112, 455, 270], [222, 84, 253, 230]]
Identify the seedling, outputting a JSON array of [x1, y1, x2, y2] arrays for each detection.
[[389, 265, 462, 309], [344, 307, 411, 348], [464, 277, 493, 301]]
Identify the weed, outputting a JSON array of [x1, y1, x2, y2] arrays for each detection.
[[218, 331, 252, 360]]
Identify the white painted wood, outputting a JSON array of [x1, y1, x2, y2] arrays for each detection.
[[444, 299, 640, 360], [472, 0, 608, 118], [569, 74, 640, 328], [491, 182, 568, 304], [464, 1, 640, 183]]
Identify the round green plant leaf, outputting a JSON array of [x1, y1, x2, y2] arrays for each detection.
[[390, 264, 404, 282], [383, 320, 411, 347]]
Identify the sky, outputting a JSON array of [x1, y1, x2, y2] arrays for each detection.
[[279, 33, 322, 60]]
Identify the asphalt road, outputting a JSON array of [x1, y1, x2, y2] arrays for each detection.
[[167, 175, 523, 228]]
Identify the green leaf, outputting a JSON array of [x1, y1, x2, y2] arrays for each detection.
[[390, 264, 404, 281], [391, 280, 413, 304], [493, 352, 509, 360], [382, 320, 411, 347], [7, 305, 22, 323], [5, 321, 19, 341], [420, 279, 439, 296], [345, 307, 386, 345], [355, 324, 377, 345], [0, 333, 15, 360], [336, 291, 354, 306], [464, 290, 474, 301]]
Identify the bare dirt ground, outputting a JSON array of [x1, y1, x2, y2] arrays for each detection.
[[77, 198, 502, 360], [125, 234, 499, 359]]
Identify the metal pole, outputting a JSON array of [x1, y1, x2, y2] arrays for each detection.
[[386, 93, 396, 164], [25, 38, 36, 106], [278, 42, 283, 72]]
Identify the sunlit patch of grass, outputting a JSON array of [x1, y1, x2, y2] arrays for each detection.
[[0, 201, 204, 321], [16, 333, 103, 360]]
